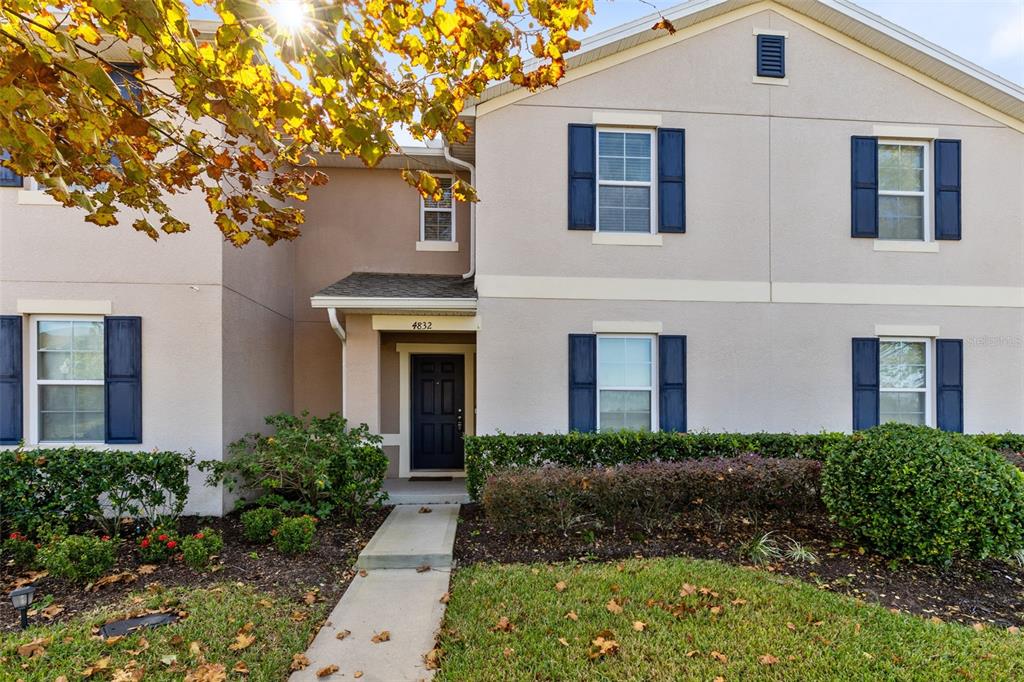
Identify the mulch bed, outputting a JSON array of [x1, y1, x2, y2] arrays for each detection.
[[454, 503, 1024, 629], [0, 508, 389, 633]]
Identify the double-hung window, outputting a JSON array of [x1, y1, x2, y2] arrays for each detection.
[[878, 141, 928, 240], [597, 129, 655, 233], [33, 318, 105, 443], [420, 176, 455, 242], [597, 335, 655, 431], [879, 338, 930, 426]]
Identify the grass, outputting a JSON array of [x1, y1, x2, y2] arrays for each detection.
[[0, 583, 324, 681], [437, 558, 1024, 681]]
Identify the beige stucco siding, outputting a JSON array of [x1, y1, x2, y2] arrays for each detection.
[[476, 297, 1024, 435]]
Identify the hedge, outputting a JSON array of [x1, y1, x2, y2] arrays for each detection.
[[482, 456, 822, 534], [464, 431, 1024, 500], [0, 447, 195, 536]]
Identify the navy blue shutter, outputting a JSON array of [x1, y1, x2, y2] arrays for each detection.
[[756, 34, 785, 78], [567, 124, 596, 230], [934, 139, 961, 240], [657, 129, 686, 233], [851, 136, 878, 237], [852, 338, 880, 430], [105, 316, 142, 444], [658, 335, 687, 432], [568, 334, 597, 432], [936, 339, 964, 433], [0, 316, 23, 444]]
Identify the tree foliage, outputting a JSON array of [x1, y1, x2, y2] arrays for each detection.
[[0, 0, 596, 245]]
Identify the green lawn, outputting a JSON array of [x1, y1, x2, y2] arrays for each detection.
[[437, 558, 1024, 681], [0, 583, 324, 681]]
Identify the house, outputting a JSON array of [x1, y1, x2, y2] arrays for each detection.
[[2, 0, 1023, 514]]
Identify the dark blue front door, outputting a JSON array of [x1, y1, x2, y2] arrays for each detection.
[[411, 354, 465, 470]]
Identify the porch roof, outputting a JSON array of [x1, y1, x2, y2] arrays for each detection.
[[310, 272, 477, 312]]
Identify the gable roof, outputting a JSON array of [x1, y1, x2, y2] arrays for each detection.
[[474, 0, 1024, 126]]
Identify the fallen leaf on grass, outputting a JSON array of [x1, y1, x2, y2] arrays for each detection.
[[304, 591, 319, 605], [606, 599, 623, 615], [160, 655, 178, 666], [565, 611, 578, 621], [632, 621, 646, 631], [138, 565, 158, 575], [88, 572, 138, 592], [714, 677, 725, 682], [973, 623, 986, 632], [17, 637, 51, 659], [439, 592, 450, 604], [127, 637, 150, 655], [316, 664, 339, 677], [371, 630, 391, 643], [759, 654, 780, 665], [1008, 626, 1020, 635], [112, 661, 145, 682], [588, 631, 620, 659], [290, 611, 308, 623], [503, 647, 514, 658], [558, 637, 570, 647], [492, 616, 515, 632], [232, 660, 249, 674], [335, 629, 351, 640], [786, 622, 797, 631], [710, 651, 728, 663], [35, 603, 64, 619], [709, 606, 723, 615], [184, 663, 226, 682], [731, 598, 748, 606], [680, 583, 697, 597], [555, 581, 567, 592], [424, 648, 441, 669], [290, 653, 310, 671], [81, 657, 112, 677], [229, 630, 256, 651]]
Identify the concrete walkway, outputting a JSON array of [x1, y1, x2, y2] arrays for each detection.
[[290, 504, 459, 682]]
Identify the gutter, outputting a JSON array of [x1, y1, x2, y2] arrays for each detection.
[[327, 307, 348, 419], [443, 144, 477, 281]]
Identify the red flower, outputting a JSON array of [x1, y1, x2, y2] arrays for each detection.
[[101, 535, 110, 542], [166, 540, 177, 549], [8, 532, 18, 540], [195, 533, 204, 540], [158, 534, 168, 542], [141, 538, 150, 548]]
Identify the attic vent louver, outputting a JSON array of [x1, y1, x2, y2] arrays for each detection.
[[757, 34, 786, 78]]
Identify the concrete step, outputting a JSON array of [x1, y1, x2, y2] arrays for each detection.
[[289, 568, 450, 682], [355, 504, 460, 570], [382, 479, 471, 505]]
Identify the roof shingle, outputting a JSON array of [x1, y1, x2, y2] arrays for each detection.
[[314, 272, 476, 299]]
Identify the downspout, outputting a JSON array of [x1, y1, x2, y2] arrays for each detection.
[[327, 307, 347, 418], [443, 144, 476, 280]]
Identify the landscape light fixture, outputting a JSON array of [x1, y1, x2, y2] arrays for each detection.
[[9, 586, 35, 630]]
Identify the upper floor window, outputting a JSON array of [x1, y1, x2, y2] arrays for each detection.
[[0, 150, 23, 188], [879, 338, 930, 426], [597, 335, 655, 431], [597, 129, 655, 233], [33, 318, 105, 443], [878, 141, 928, 241], [420, 176, 455, 242]]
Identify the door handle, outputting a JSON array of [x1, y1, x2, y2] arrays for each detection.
[[456, 408, 464, 435]]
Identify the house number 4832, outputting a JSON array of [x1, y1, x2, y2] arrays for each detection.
[[411, 321, 433, 330]]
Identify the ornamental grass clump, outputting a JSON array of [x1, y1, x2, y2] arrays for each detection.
[[822, 423, 1024, 565]]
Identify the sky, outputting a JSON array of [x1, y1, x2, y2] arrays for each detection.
[[587, 0, 1024, 85]]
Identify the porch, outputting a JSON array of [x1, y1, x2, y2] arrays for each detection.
[[310, 272, 477, 481]]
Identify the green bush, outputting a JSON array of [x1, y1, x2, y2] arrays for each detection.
[[0, 447, 194, 537], [38, 534, 117, 583], [138, 528, 182, 563], [181, 527, 224, 569], [272, 516, 317, 555], [1, 532, 38, 568], [822, 423, 1024, 564], [482, 456, 823, 534], [240, 507, 285, 543], [202, 412, 387, 519]]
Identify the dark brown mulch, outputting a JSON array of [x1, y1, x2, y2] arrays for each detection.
[[0, 508, 389, 633], [454, 503, 1024, 629]]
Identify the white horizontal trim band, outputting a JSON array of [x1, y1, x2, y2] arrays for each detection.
[[753, 27, 789, 37], [371, 314, 480, 331], [415, 240, 459, 252], [872, 124, 940, 139], [875, 324, 940, 337], [593, 320, 664, 334], [475, 275, 1024, 308], [873, 240, 939, 253], [17, 299, 112, 315]]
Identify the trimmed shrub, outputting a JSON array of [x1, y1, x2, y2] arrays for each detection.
[[272, 515, 318, 555], [0, 447, 194, 537], [202, 412, 387, 519], [38, 534, 117, 583], [181, 528, 224, 569], [466, 431, 843, 500], [240, 507, 285, 543], [481, 455, 823, 534], [822, 423, 1024, 564], [1, 532, 38, 568], [138, 528, 181, 563]]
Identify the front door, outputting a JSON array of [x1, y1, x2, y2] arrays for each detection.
[[411, 354, 465, 470]]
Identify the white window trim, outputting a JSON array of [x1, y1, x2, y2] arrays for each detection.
[[419, 174, 456, 243], [878, 336, 933, 428], [877, 139, 931, 243], [28, 314, 105, 446], [595, 334, 658, 432], [595, 127, 657, 235]]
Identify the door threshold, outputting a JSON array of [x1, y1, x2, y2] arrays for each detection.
[[409, 475, 453, 482]]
